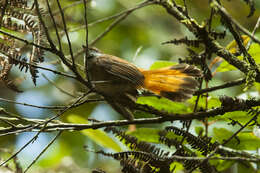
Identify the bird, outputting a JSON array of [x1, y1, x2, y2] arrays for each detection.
[[86, 47, 202, 121]]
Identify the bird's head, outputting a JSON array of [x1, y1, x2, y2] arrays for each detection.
[[83, 46, 102, 59]]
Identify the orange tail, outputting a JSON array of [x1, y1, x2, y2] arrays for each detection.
[[140, 64, 202, 102]]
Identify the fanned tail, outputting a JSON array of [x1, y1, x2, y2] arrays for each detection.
[[140, 64, 202, 102]]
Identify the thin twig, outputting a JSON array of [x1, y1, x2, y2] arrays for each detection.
[[180, 78, 203, 145], [13, 58, 77, 79], [213, 1, 260, 44], [218, 4, 258, 69], [189, 111, 259, 172], [0, 0, 8, 28], [35, 0, 88, 86], [0, 124, 47, 167], [43, 7, 90, 88], [53, 1, 87, 16], [247, 17, 260, 50], [23, 131, 62, 173], [41, 73, 76, 98], [170, 155, 260, 162], [0, 92, 90, 165], [46, 0, 63, 52], [0, 93, 90, 138], [0, 97, 101, 114], [0, 30, 52, 52], [132, 46, 143, 62], [222, 114, 258, 146], [68, 0, 150, 33], [0, 97, 65, 110], [0, 116, 44, 124], [0, 119, 16, 127], [155, 0, 253, 76], [34, 0, 56, 50], [0, 108, 40, 123], [68, 0, 153, 60], [56, 0, 75, 67], [42, 91, 92, 126], [69, 1, 153, 59], [195, 78, 245, 95], [90, 0, 153, 46], [83, 0, 92, 88]]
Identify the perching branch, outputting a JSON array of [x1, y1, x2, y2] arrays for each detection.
[[1, 97, 260, 136]]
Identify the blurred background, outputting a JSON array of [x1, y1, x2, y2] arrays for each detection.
[[0, 0, 259, 172]]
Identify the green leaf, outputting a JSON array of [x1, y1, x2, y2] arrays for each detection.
[[60, 131, 91, 165], [211, 159, 234, 172], [170, 162, 184, 172], [38, 140, 71, 168], [149, 61, 177, 70], [188, 96, 221, 109], [194, 126, 204, 136], [213, 128, 260, 150], [127, 128, 161, 143], [211, 110, 260, 125], [62, 102, 96, 120], [255, 82, 260, 91], [236, 132, 260, 150], [248, 43, 260, 64], [174, 0, 184, 6], [67, 115, 122, 152], [216, 60, 237, 72], [137, 96, 192, 114], [217, 43, 260, 72], [127, 128, 185, 146], [237, 162, 255, 173], [212, 111, 248, 122]]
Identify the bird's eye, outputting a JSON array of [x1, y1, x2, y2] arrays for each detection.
[[87, 54, 95, 59]]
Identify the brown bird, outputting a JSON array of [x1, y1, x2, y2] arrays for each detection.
[[87, 48, 201, 120]]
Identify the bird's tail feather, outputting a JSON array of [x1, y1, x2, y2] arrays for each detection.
[[140, 64, 201, 102]]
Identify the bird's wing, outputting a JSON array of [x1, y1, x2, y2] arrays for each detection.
[[97, 55, 144, 86]]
